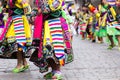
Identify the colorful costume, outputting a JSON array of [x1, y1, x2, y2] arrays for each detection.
[[80, 13, 88, 33], [95, 4, 107, 37], [88, 2, 120, 44], [0, 0, 32, 58], [30, 0, 73, 73], [105, 4, 120, 45], [105, 0, 120, 36]]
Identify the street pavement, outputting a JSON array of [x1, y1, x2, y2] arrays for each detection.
[[1, 35, 120, 80]]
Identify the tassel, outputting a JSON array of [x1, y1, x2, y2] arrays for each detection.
[[59, 59, 65, 66]]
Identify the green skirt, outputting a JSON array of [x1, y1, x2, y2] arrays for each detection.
[[107, 26, 120, 36], [95, 27, 107, 37], [106, 25, 120, 45]]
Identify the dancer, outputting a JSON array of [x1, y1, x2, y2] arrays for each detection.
[[30, 0, 73, 79], [80, 5, 89, 40], [0, 0, 32, 73], [105, 0, 120, 49]]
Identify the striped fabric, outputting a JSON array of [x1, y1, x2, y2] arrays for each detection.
[[107, 0, 116, 6], [80, 23, 87, 32], [48, 18, 65, 59], [13, 15, 26, 46]]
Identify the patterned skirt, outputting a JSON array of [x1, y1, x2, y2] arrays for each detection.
[[43, 17, 73, 65], [95, 27, 107, 37], [31, 17, 74, 73], [80, 23, 87, 32], [0, 15, 32, 58]]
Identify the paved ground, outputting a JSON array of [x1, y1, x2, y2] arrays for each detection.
[[0, 35, 120, 80]]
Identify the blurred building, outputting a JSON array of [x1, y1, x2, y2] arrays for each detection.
[[76, 0, 101, 7], [28, 0, 34, 8]]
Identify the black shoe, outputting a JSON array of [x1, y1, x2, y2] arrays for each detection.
[[92, 40, 96, 43]]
